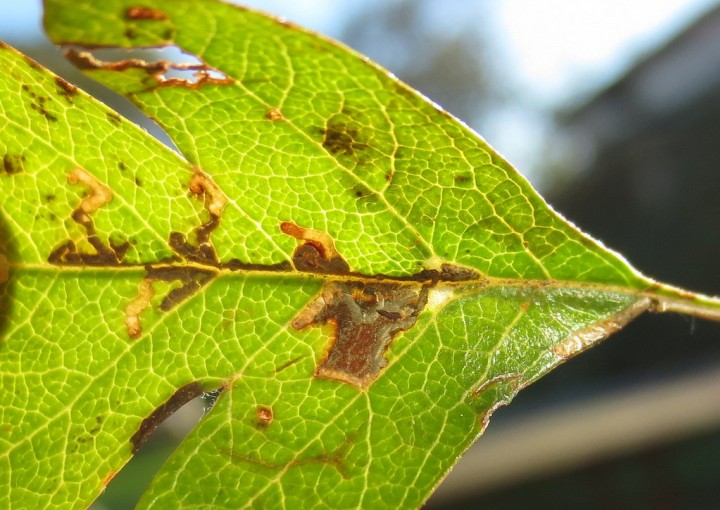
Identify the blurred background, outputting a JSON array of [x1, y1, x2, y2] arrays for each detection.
[[4, 1, 720, 508]]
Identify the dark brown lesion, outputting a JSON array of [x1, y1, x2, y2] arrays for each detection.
[[54, 76, 77, 103], [130, 382, 204, 453], [145, 265, 217, 311], [2, 154, 25, 175]]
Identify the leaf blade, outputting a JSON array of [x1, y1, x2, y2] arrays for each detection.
[[0, 1, 715, 508]]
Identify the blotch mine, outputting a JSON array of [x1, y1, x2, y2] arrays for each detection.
[[130, 382, 203, 453], [322, 120, 369, 157], [293, 281, 429, 389]]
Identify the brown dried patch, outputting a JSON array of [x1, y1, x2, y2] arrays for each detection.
[[266, 108, 283, 121], [2, 154, 24, 175], [255, 406, 273, 429], [48, 168, 130, 265], [281, 221, 350, 275], [125, 6, 168, 21], [293, 281, 429, 389], [130, 382, 203, 453], [54, 76, 77, 103], [125, 278, 155, 339]]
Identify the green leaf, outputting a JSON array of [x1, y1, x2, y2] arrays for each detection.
[[0, 1, 717, 508]]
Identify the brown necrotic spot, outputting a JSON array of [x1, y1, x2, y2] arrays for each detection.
[[265, 108, 283, 121], [125, 5, 168, 20], [2, 154, 24, 175], [255, 406, 273, 429], [352, 184, 372, 199], [130, 382, 203, 453], [293, 281, 429, 389], [280, 221, 350, 275], [106, 112, 122, 126]]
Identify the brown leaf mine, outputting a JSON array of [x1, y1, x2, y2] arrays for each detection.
[[293, 281, 429, 389], [48, 168, 130, 265], [168, 169, 227, 265], [125, 6, 168, 20], [125, 278, 155, 339], [280, 221, 350, 274]]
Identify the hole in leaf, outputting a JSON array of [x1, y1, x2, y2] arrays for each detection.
[[70, 45, 231, 87], [92, 388, 221, 509]]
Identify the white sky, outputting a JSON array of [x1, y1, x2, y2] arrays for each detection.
[[2, 0, 717, 106], [490, 0, 720, 106]]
